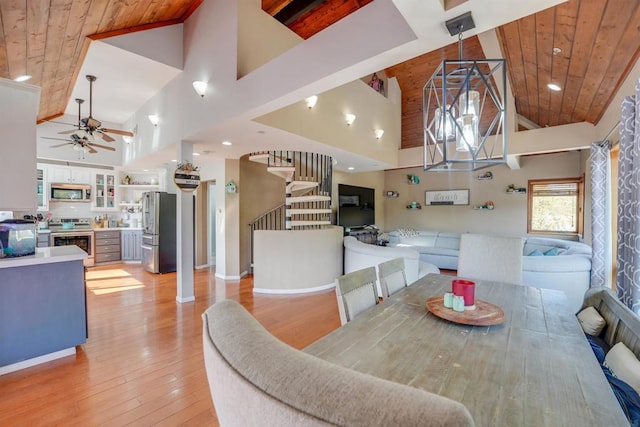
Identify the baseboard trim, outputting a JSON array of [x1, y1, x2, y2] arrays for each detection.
[[0, 347, 76, 376], [176, 295, 196, 303], [253, 282, 335, 295], [214, 270, 248, 280]]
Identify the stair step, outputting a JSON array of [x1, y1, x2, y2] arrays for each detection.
[[286, 181, 319, 192], [286, 208, 332, 215], [248, 153, 269, 164], [267, 166, 295, 180], [286, 195, 331, 203], [287, 220, 332, 227]]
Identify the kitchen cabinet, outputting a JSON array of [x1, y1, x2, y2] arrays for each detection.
[[121, 229, 143, 261], [93, 172, 117, 211], [48, 166, 92, 184], [94, 230, 121, 263], [36, 166, 48, 212]]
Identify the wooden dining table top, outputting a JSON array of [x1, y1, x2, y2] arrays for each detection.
[[304, 274, 628, 426]]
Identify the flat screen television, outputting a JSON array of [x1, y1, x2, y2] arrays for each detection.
[[337, 184, 375, 229]]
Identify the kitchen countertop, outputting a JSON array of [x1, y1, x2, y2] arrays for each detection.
[[94, 227, 143, 231], [0, 246, 87, 269]]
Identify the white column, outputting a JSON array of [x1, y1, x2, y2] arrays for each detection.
[[176, 141, 195, 303]]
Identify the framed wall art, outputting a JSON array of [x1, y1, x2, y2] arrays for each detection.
[[425, 189, 469, 206]]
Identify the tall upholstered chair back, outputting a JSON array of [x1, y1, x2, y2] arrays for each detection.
[[202, 300, 476, 427], [335, 266, 379, 325], [378, 257, 408, 298], [457, 234, 524, 285]]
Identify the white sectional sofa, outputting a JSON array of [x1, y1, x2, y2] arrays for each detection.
[[343, 236, 439, 294], [387, 229, 592, 312]]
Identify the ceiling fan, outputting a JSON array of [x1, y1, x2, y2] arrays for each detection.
[[58, 75, 134, 142], [44, 97, 117, 154]]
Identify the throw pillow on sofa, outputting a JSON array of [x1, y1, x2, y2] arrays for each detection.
[[544, 247, 558, 256], [605, 342, 640, 395], [528, 249, 544, 256], [577, 306, 607, 336]]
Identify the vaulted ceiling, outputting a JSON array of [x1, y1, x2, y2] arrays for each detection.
[[0, 0, 201, 122], [1, 0, 638, 153], [268, 0, 640, 149]]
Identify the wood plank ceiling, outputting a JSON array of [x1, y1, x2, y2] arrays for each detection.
[[0, 0, 202, 123], [269, 0, 640, 149], [1, 0, 638, 150]]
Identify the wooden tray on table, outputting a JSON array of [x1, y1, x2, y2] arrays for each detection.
[[426, 296, 504, 326]]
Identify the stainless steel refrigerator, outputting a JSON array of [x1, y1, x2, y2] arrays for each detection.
[[141, 191, 176, 273]]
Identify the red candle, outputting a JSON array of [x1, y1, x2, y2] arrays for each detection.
[[462, 281, 475, 306], [452, 279, 475, 306]]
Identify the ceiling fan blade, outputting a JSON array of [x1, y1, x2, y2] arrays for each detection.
[[86, 145, 98, 154], [42, 136, 72, 141], [58, 129, 77, 135], [88, 142, 116, 151], [97, 131, 116, 142], [50, 143, 71, 148], [101, 128, 134, 137]]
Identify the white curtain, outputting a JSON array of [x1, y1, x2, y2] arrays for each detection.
[[616, 78, 640, 315], [589, 141, 611, 288]]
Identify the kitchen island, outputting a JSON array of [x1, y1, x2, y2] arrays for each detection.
[[0, 246, 87, 375]]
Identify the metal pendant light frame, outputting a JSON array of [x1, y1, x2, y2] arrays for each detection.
[[423, 16, 507, 172]]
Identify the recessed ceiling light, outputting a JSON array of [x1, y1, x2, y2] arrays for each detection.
[[14, 75, 31, 82], [552, 47, 562, 55], [348, 167, 355, 171], [222, 141, 232, 146], [193, 152, 200, 156], [547, 83, 562, 91], [171, 159, 177, 162], [143, 169, 149, 172]]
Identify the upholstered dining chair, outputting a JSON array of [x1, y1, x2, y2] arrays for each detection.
[[378, 257, 409, 298], [335, 266, 379, 325], [457, 233, 524, 285], [202, 300, 475, 427]]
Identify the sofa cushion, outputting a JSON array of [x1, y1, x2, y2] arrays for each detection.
[[523, 254, 591, 272], [577, 306, 606, 336], [435, 234, 460, 250], [605, 342, 640, 395]]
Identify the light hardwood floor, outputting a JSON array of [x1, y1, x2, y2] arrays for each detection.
[[0, 263, 342, 426]]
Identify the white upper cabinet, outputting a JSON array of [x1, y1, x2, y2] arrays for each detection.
[[48, 165, 92, 184]]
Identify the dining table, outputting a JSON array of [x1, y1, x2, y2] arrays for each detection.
[[304, 273, 628, 426]]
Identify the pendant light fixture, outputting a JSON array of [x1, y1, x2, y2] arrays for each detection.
[[423, 12, 507, 171]]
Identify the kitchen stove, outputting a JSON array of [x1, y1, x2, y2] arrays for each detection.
[[48, 217, 94, 231], [48, 218, 95, 266]]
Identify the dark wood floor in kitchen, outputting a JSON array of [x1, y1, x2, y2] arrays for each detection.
[[0, 264, 341, 426]]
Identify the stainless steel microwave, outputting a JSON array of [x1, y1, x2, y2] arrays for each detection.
[[50, 183, 91, 202]]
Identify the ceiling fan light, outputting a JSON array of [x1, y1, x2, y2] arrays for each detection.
[[547, 83, 562, 91], [192, 81, 208, 98], [14, 75, 32, 82]]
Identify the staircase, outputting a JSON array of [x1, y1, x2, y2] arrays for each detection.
[[249, 151, 334, 268]]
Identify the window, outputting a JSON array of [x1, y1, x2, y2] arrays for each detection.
[[527, 177, 584, 235]]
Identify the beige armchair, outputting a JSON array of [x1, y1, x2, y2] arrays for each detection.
[[202, 300, 476, 427]]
